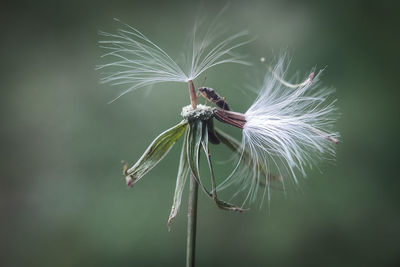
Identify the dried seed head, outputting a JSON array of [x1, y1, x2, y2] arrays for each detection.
[[181, 104, 214, 121]]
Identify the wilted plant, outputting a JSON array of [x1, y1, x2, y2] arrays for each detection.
[[98, 18, 339, 267]]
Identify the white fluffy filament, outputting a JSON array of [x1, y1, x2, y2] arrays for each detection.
[[98, 19, 251, 102], [220, 57, 339, 206]]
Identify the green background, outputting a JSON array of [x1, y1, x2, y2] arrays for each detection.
[[1, 0, 399, 266]]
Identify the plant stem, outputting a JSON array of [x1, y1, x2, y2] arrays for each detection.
[[186, 79, 198, 267], [186, 173, 198, 267], [188, 80, 197, 109]]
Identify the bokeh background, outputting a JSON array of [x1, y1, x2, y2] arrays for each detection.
[[1, 0, 399, 266]]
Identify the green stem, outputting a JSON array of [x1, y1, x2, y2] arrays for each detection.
[[186, 172, 198, 267], [186, 79, 198, 267]]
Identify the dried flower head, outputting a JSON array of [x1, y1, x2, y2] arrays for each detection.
[[98, 18, 256, 228], [98, 17, 339, 226]]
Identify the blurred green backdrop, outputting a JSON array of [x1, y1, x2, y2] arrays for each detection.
[[1, 0, 399, 266]]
